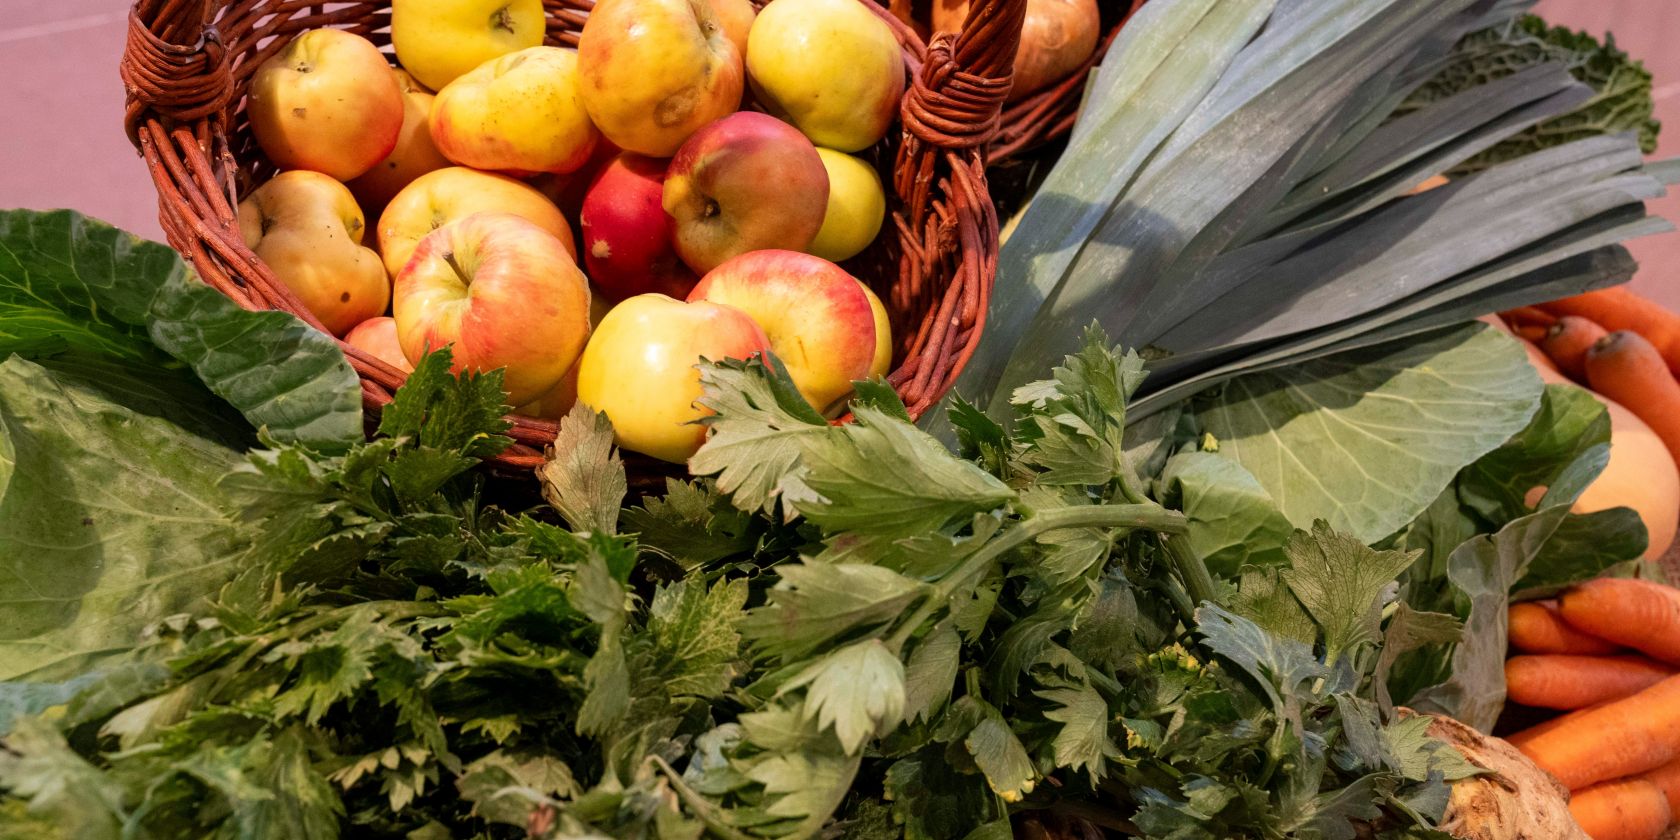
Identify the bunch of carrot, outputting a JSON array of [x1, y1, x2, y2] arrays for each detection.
[[1504, 577, 1680, 840], [1502, 287, 1680, 470]]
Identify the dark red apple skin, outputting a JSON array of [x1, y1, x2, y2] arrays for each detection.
[[579, 153, 700, 301]]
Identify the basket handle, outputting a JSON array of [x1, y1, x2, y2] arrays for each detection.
[[121, 0, 229, 147], [900, 0, 1026, 152]]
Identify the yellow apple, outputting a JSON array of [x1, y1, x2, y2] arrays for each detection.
[[687, 250, 882, 414], [391, 0, 545, 92], [576, 0, 744, 157], [247, 29, 404, 180], [378, 166, 575, 277], [707, 0, 756, 56], [238, 170, 390, 336], [347, 68, 452, 210], [393, 213, 591, 405], [344, 316, 414, 373], [860, 282, 893, 377], [746, 0, 905, 152], [430, 46, 601, 176], [809, 148, 887, 262], [576, 294, 770, 462]]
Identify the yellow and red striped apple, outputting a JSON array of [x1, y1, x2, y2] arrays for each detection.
[[378, 166, 576, 278], [746, 0, 906, 152], [348, 68, 452, 211], [576, 294, 770, 462], [687, 250, 888, 414], [576, 0, 744, 157], [393, 213, 592, 406], [247, 29, 405, 181], [707, 0, 756, 56], [581, 153, 699, 301], [238, 171, 389, 337], [664, 112, 830, 274], [429, 46, 601, 176], [344, 316, 414, 373]]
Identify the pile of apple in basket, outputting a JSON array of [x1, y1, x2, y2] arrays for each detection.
[[241, 0, 908, 462]]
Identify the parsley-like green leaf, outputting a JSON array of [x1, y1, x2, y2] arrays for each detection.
[[691, 356, 828, 517], [1280, 521, 1419, 664], [741, 563, 927, 660], [782, 639, 906, 754], [794, 406, 1015, 539], [1037, 683, 1121, 782], [378, 347, 512, 457], [1374, 604, 1462, 715], [902, 624, 961, 724], [959, 699, 1037, 803], [621, 479, 756, 568], [538, 404, 626, 535], [1197, 604, 1327, 726]]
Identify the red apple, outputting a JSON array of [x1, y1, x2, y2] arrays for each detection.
[[663, 111, 830, 274], [393, 212, 592, 405], [344, 316, 414, 373], [688, 250, 884, 415], [576, 294, 770, 462], [581, 153, 700, 301]]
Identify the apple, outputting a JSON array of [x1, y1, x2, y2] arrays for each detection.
[[746, 0, 906, 152], [687, 250, 883, 414], [860, 282, 893, 378], [393, 213, 591, 406], [344, 316, 414, 373], [514, 361, 581, 419], [580, 154, 700, 301], [429, 46, 601, 176], [391, 0, 544, 91], [378, 166, 575, 278], [707, 0, 756, 57], [663, 112, 829, 274], [576, 294, 770, 462], [932, 0, 1099, 101], [809, 148, 887, 262], [247, 29, 404, 180], [576, 0, 744, 157], [238, 171, 390, 337], [347, 68, 452, 210]]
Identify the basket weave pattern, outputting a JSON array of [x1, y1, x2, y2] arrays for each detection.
[[122, 0, 1025, 471]]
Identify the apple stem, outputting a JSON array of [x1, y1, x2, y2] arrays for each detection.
[[492, 5, 517, 33], [442, 250, 472, 288]]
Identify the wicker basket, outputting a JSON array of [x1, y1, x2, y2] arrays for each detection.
[[988, 0, 1145, 165], [121, 0, 1026, 473]]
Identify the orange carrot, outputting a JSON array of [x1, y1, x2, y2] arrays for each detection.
[[1541, 316, 1609, 381], [1559, 579, 1680, 666], [1568, 779, 1671, 840], [1502, 306, 1559, 328], [1509, 600, 1621, 655], [1584, 331, 1680, 471], [1505, 654, 1675, 710], [1514, 324, 1549, 342], [1541, 287, 1680, 377], [1517, 673, 1680, 789], [1637, 757, 1680, 815], [1506, 702, 1607, 749]]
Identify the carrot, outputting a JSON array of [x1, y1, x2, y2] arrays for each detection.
[[1517, 673, 1680, 789], [1505, 654, 1675, 710], [1506, 702, 1607, 749], [1583, 331, 1680, 471], [1558, 578, 1680, 666], [1637, 757, 1680, 815], [1567, 779, 1671, 840], [1541, 316, 1609, 381], [1514, 324, 1549, 342], [1540, 287, 1680, 377], [1502, 306, 1559, 328], [1509, 600, 1621, 655]]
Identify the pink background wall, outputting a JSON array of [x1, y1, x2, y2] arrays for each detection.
[[1, 0, 1675, 304]]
